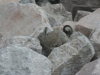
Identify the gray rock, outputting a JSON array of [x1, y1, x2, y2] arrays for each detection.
[[19, 0, 34, 4], [76, 58, 100, 75], [35, 0, 50, 6], [0, 2, 52, 47], [60, 0, 73, 11], [76, 8, 100, 37], [38, 27, 69, 56], [74, 10, 92, 22], [48, 32, 95, 75], [60, 0, 100, 12], [42, 3, 72, 27], [3, 36, 42, 54], [90, 24, 100, 60], [0, 46, 52, 75], [72, 0, 100, 7], [0, 0, 18, 4]]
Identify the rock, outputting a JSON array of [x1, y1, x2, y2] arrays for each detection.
[[35, 0, 50, 6], [0, 46, 52, 75], [76, 58, 100, 75], [0, 0, 18, 4], [19, 0, 34, 4], [42, 3, 72, 27], [75, 8, 100, 37], [60, 0, 100, 12], [38, 27, 69, 56], [74, 10, 92, 22], [60, 0, 73, 11], [90, 24, 100, 60], [3, 36, 42, 54], [0, 2, 52, 47], [48, 32, 95, 75], [48, 0, 60, 4], [72, 0, 100, 7]]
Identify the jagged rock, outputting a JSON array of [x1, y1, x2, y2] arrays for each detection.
[[75, 8, 100, 37], [60, 0, 100, 12], [35, 0, 50, 6], [3, 36, 42, 54], [0, 46, 52, 75], [76, 58, 100, 75], [48, 32, 95, 75], [60, 0, 73, 11], [0, 0, 18, 4], [0, 2, 52, 47], [19, 0, 34, 4], [72, 0, 100, 7], [48, 0, 60, 4], [74, 10, 92, 22], [90, 24, 100, 60], [42, 3, 72, 27], [38, 27, 69, 56]]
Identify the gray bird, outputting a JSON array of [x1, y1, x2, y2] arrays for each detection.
[[38, 25, 73, 56]]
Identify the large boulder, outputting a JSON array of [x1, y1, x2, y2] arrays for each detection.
[[53, 21, 76, 34], [42, 3, 72, 27], [48, 32, 95, 75], [0, 2, 52, 47], [35, 0, 50, 6], [71, 0, 100, 7], [90, 24, 100, 60], [19, 0, 34, 4], [60, 0, 73, 11], [74, 10, 92, 22], [75, 8, 100, 37], [60, 0, 100, 12], [61, 21, 76, 32], [0, 0, 18, 4], [0, 46, 52, 75], [3, 36, 42, 54], [76, 58, 100, 75]]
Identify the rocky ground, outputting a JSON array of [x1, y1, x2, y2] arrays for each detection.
[[0, 0, 100, 75]]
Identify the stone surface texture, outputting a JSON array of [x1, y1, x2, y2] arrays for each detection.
[[42, 3, 72, 27], [48, 32, 95, 75], [90, 24, 100, 60], [0, 0, 18, 4], [0, 2, 52, 47], [19, 0, 35, 4], [0, 46, 52, 75], [76, 58, 100, 75], [76, 8, 100, 37], [3, 36, 42, 54], [74, 10, 92, 22]]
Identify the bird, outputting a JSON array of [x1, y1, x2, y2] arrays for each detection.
[[38, 27, 69, 56]]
